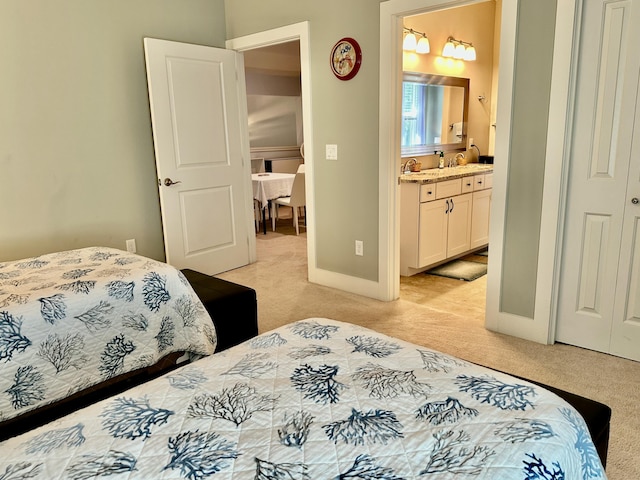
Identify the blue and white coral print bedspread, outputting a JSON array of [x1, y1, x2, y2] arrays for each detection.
[[0, 247, 216, 424], [0, 318, 606, 479]]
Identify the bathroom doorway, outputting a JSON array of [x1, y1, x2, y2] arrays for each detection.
[[397, 1, 501, 321]]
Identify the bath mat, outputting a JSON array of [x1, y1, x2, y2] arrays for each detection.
[[426, 259, 487, 281]]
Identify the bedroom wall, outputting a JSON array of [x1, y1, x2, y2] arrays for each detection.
[[225, 0, 383, 282], [0, 0, 226, 262]]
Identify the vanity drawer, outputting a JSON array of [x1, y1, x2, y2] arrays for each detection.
[[436, 179, 462, 199], [473, 174, 486, 191], [461, 176, 474, 193], [420, 183, 436, 202]]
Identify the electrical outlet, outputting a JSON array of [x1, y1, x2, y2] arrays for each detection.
[[355, 240, 364, 256], [469, 137, 474, 147], [326, 144, 338, 160], [126, 239, 137, 253]]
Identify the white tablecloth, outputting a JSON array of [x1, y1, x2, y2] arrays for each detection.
[[252, 173, 295, 209]]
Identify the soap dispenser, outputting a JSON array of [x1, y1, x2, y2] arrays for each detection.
[[438, 151, 445, 169]]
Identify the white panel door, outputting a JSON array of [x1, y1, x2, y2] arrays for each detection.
[[144, 38, 253, 275], [557, 0, 640, 361]]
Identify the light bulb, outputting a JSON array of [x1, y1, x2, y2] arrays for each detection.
[[403, 32, 417, 51], [416, 36, 430, 54], [442, 40, 455, 58], [454, 43, 466, 59], [464, 45, 476, 61]]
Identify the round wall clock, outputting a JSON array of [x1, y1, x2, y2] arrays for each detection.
[[330, 37, 362, 80]]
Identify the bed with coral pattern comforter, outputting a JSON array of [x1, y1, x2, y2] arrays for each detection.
[[0, 318, 605, 479], [0, 247, 216, 426]]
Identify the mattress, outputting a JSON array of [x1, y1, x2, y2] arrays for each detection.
[[0, 247, 216, 430], [0, 318, 606, 479]]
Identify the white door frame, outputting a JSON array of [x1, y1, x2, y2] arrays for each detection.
[[484, 0, 579, 344], [226, 22, 317, 279], [379, 0, 492, 303], [379, 0, 579, 343]]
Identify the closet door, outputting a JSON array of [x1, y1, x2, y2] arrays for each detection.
[[556, 0, 640, 361]]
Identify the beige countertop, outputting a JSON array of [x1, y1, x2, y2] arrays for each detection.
[[400, 163, 494, 184]]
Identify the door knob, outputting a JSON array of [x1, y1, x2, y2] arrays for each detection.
[[633, 198, 639, 205], [163, 178, 182, 187]]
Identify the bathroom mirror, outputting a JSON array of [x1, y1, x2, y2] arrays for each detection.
[[401, 72, 469, 157]]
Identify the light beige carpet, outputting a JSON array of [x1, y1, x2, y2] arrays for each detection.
[[218, 225, 639, 480]]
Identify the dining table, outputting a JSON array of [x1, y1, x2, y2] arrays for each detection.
[[252, 172, 295, 234]]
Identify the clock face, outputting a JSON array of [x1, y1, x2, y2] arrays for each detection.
[[330, 38, 362, 80]]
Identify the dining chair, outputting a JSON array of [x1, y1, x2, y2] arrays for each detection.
[[252, 158, 266, 232], [272, 172, 306, 235], [253, 200, 261, 233], [251, 157, 266, 174]]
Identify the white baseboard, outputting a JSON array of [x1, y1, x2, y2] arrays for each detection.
[[309, 268, 384, 301]]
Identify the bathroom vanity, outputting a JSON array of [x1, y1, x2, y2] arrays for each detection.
[[400, 164, 493, 276]]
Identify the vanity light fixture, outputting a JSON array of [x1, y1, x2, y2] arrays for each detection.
[[416, 34, 430, 54], [403, 29, 417, 51], [441, 36, 476, 61], [464, 44, 477, 61], [403, 28, 430, 54], [442, 38, 456, 58]]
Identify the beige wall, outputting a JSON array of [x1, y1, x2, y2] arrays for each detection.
[[226, 0, 383, 281], [0, 0, 226, 262], [403, 1, 497, 158]]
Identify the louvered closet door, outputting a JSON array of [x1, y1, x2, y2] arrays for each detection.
[[556, 0, 640, 361]]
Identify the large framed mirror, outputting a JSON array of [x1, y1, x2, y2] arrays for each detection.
[[401, 72, 469, 157]]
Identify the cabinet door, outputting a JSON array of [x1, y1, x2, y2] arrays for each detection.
[[471, 189, 492, 248], [446, 193, 472, 257], [418, 199, 448, 266]]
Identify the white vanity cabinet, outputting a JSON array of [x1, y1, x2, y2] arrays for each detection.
[[445, 193, 473, 256], [401, 178, 472, 275], [416, 198, 448, 266], [400, 170, 492, 276], [417, 194, 472, 267], [470, 173, 493, 249]]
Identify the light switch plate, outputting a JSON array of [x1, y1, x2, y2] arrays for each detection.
[[326, 144, 338, 160]]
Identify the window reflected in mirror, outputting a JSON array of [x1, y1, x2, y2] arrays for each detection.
[[401, 72, 469, 157]]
